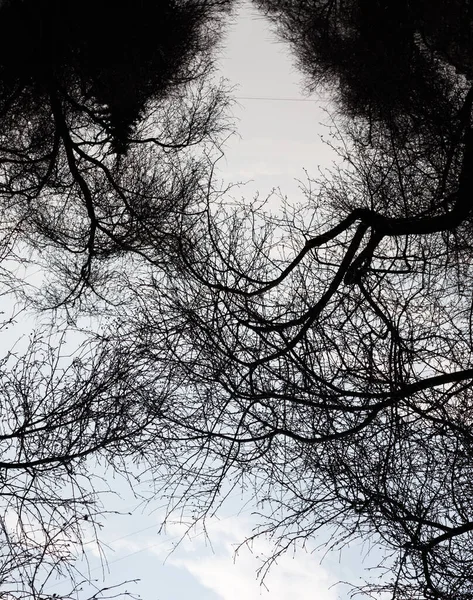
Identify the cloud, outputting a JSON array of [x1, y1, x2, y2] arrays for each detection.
[[81, 508, 345, 600], [152, 516, 338, 600]]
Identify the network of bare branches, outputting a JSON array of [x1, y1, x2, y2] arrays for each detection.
[[2, 1, 473, 599], [0, 1, 234, 597], [0, 0, 234, 309], [111, 27, 473, 598]]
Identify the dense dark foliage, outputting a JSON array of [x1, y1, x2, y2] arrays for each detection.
[[0, 0, 232, 306], [256, 0, 473, 124], [0, 0, 230, 152]]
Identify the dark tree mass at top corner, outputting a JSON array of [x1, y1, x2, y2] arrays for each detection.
[[0, 0, 233, 308], [255, 0, 473, 125], [0, 0, 231, 153]]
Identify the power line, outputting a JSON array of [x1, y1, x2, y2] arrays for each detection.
[[235, 95, 316, 102], [45, 492, 253, 590], [99, 505, 253, 570]]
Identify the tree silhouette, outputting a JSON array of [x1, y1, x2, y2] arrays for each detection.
[[0, 0, 232, 307], [129, 101, 473, 597], [0, 1, 233, 596], [255, 0, 473, 126], [0, 0, 230, 153], [3, 1, 473, 598], [0, 326, 177, 599], [102, 5, 473, 597]]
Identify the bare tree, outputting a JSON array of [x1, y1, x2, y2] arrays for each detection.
[[113, 40, 473, 597], [0, 0, 231, 152], [0, 0, 233, 307], [0, 1, 234, 596], [0, 91, 232, 600], [4, 1, 473, 599], [0, 322, 185, 599]]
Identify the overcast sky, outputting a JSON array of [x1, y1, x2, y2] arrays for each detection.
[[41, 3, 376, 600]]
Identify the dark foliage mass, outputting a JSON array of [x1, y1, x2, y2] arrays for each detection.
[[2, 1, 473, 599], [0, 0, 229, 153], [0, 0, 232, 306], [256, 0, 473, 124]]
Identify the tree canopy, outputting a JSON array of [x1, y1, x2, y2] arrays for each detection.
[[256, 0, 473, 124], [120, 2, 473, 597], [0, 1, 232, 597], [0, 0, 232, 307], [1, 1, 473, 599], [0, 0, 230, 152]]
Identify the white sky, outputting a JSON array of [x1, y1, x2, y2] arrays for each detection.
[[22, 3, 380, 600], [215, 2, 335, 200]]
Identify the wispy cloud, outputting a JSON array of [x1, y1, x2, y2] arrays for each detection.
[[151, 516, 338, 600]]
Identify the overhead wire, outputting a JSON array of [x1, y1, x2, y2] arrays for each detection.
[[45, 491, 254, 590], [234, 96, 317, 102]]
